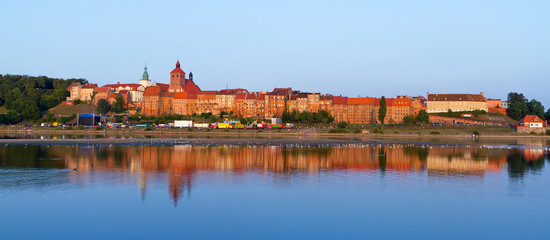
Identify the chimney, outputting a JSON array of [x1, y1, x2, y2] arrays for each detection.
[[117, 82, 120, 85]]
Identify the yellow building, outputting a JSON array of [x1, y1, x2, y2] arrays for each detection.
[[426, 93, 487, 113]]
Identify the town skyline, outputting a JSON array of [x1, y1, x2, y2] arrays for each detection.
[[2, 1, 549, 107]]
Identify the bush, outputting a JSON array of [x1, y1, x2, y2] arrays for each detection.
[[353, 129, 362, 134], [373, 127, 382, 134], [329, 129, 348, 133], [337, 121, 348, 128], [94, 127, 104, 131], [144, 127, 152, 131], [473, 130, 480, 136], [430, 131, 440, 135], [76, 125, 84, 130], [546, 129, 550, 135], [64, 126, 73, 130]]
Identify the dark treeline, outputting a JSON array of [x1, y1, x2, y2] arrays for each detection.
[[0, 74, 86, 124], [507, 92, 549, 121], [282, 110, 334, 124]]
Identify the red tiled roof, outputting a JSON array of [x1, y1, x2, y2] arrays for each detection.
[[428, 93, 486, 102], [235, 92, 247, 100], [94, 87, 111, 93], [186, 93, 197, 99], [197, 90, 217, 95], [256, 94, 265, 100], [67, 82, 81, 91], [103, 83, 141, 89], [174, 92, 188, 99], [82, 83, 97, 89], [521, 115, 544, 123], [108, 93, 116, 98], [219, 88, 248, 94], [391, 98, 411, 107], [171, 60, 185, 74], [245, 93, 256, 100], [143, 86, 162, 96], [347, 97, 375, 105], [156, 83, 170, 91], [161, 92, 174, 97], [333, 96, 348, 104], [182, 79, 201, 93], [320, 95, 333, 101]]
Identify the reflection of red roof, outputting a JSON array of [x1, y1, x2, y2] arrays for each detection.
[[94, 87, 111, 93], [143, 86, 162, 96], [333, 96, 348, 104]]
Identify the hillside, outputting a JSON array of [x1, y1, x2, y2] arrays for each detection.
[[47, 104, 97, 116]]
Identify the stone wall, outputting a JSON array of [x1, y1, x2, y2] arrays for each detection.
[[516, 126, 548, 134]]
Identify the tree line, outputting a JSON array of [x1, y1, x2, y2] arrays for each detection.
[[0, 74, 86, 124], [506, 92, 549, 121]]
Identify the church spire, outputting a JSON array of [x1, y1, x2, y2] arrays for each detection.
[[176, 60, 180, 68], [142, 63, 149, 80]]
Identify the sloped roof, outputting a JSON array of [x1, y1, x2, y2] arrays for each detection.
[[156, 83, 170, 91], [428, 93, 486, 102], [256, 94, 265, 100], [81, 83, 98, 89], [347, 97, 376, 105], [171, 61, 185, 74], [94, 87, 111, 93], [198, 90, 217, 95], [174, 92, 188, 99], [332, 96, 348, 105], [219, 88, 248, 94], [521, 115, 544, 123], [143, 86, 162, 96], [161, 92, 174, 97], [235, 92, 247, 100], [103, 83, 141, 89]]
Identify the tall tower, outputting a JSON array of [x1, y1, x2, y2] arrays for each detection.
[[140, 63, 151, 87], [169, 60, 186, 92]]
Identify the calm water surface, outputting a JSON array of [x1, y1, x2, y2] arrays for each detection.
[[1, 142, 549, 239]]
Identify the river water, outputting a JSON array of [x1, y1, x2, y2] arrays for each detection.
[[0, 141, 549, 239]]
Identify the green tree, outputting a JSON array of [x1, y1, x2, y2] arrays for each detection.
[[337, 121, 348, 128], [507, 92, 529, 120], [527, 99, 545, 119], [97, 99, 110, 114], [415, 110, 429, 124], [20, 101, 41, 120], [546, 108, 550, 121], [403, 115, 416, 125], [378, 96, 387, 130], [112, 94, 126, 113]]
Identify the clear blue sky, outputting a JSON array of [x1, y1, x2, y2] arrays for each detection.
[[2, 0, 549, 106]]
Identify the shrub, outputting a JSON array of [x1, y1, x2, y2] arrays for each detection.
[[337, 121, 348, 128], [144, 127, 152, 131], [95, 127, 104, 131], [353, 129, 362, 134], [430, 131, 440, 135], [473, 130, 480, 136], [373, 127, 382, 134], [76, 125, 84, 130], [329, 129, 348, 133], [545, 129, 550, 135], [64, 126, 73, 130]]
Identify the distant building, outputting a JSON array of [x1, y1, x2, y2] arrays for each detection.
[[66, 83, 97, 102], [426, 92, 487, 113], [519, 115, 546, 128]]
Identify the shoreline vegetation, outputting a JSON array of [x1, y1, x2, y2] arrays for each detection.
[[0, 125, 548, 146]]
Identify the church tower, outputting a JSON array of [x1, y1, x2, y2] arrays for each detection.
[[140, 64, 151, 87], [169, 60, 186, 92]]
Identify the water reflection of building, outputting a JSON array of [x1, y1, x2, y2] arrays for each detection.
[[17, 144, 543, 205]]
